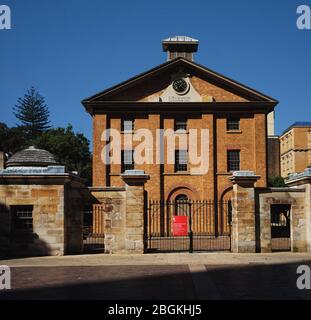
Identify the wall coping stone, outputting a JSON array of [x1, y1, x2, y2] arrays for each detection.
[[256, 187, 306, 193], [286, 166, 311, 186], [0, 165, 67, 175]]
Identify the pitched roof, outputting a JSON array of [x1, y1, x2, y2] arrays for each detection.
[[82, 57, 278, 105]]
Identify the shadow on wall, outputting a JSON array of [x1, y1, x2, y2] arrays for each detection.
[[0, 203, 51, 259], [0, 261, 311, 300]]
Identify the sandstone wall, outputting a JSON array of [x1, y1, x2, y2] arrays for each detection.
[[258, 189, 306, 252], [0, 184, 65, 257]]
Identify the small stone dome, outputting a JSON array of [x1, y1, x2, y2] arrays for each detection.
[[6, 146, 58, 167]]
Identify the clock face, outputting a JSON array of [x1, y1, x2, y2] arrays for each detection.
[[172, 78, 188, 93]]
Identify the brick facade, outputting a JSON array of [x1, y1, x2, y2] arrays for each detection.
[[83, 59, 275, 204]]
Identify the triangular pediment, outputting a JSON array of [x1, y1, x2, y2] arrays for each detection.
[[82, 58, 277, 104]]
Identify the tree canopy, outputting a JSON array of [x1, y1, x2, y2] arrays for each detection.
[[268, 176, 286, 187], [0, 122, 29, 154], [0, 88, 92, 184], [13, 87, 51, 135], [32, 125, 92, 183]]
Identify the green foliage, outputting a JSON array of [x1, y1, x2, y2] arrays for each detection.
[[32, 125, 92, 184], [268, 176, 286, 187], [1, 86, 92, 184], [0, 122, 30, 154], [13, 87, 51, 136]]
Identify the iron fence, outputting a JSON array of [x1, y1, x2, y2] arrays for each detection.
[[145, 200, 231, 252], [83, 205, 105, 253], [271, 204, 291, 252]]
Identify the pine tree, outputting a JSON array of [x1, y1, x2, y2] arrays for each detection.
[[13, 87, 51, 136]]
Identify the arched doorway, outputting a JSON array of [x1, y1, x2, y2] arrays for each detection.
[[166, 186, 197, 202]]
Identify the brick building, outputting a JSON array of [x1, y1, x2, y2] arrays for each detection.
[[280, 122, 311, 178], [82, 36, 278, 204], [2, 38, 311, 257]]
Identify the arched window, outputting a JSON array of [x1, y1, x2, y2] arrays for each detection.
[[175, 194, 189, 216]]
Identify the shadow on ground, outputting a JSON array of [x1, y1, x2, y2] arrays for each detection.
[[0, 262, 310, 300]]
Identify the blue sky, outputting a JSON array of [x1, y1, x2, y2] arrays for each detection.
[[1, 0, 310, 142]]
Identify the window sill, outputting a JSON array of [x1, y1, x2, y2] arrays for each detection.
[[216, 172, 233, 176], [226, 130, 242, 134], [174, 130, 188, 134], [163, 172, 202, 176]]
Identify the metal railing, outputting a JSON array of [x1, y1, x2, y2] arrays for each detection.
[[83, 205, 105, 253], [146, 200, 231, 253]]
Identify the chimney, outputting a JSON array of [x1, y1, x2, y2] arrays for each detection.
[[162, 36, 199, 62]]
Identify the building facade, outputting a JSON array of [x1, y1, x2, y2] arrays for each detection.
[[280, 122, 311, 178], [2, 38, 311, 257], [82, 36, 278, 204]]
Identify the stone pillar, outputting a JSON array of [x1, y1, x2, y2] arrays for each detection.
[[286, 167, 311, 252], [230, 171, 260, 253], [122, 170, 149, 253]]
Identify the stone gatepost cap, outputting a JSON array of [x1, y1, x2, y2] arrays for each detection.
[[229, 171, 260, 185], [121, 170, 150, 183]]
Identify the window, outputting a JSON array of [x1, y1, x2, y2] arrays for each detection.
[[121, 150, 134, 172], [175, 194, 189, 216], [175, 117, 187, 131], [11, 205, 33, 233], [175, 150, 188, 172], [122, 118, 134, 132], [227, 118, 240, 131], [227, 150, 240, 172]]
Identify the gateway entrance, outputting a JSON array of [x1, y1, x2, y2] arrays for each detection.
[[145, 199, 231, 252]]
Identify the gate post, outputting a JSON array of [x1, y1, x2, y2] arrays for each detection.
[[121, 170, 149, 254], [230, 171, 260, 253], [286, 167, 311, 252]]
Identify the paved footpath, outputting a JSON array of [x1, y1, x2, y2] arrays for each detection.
[[0, 253, 311, 300]]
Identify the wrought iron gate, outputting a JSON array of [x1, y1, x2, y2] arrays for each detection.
[[271, 204, 291, 252], [145, 200, 231, 252], [83, 205, 105, 253]]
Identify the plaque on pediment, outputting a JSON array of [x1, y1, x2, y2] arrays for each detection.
[[158, 73, 202, 102]]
